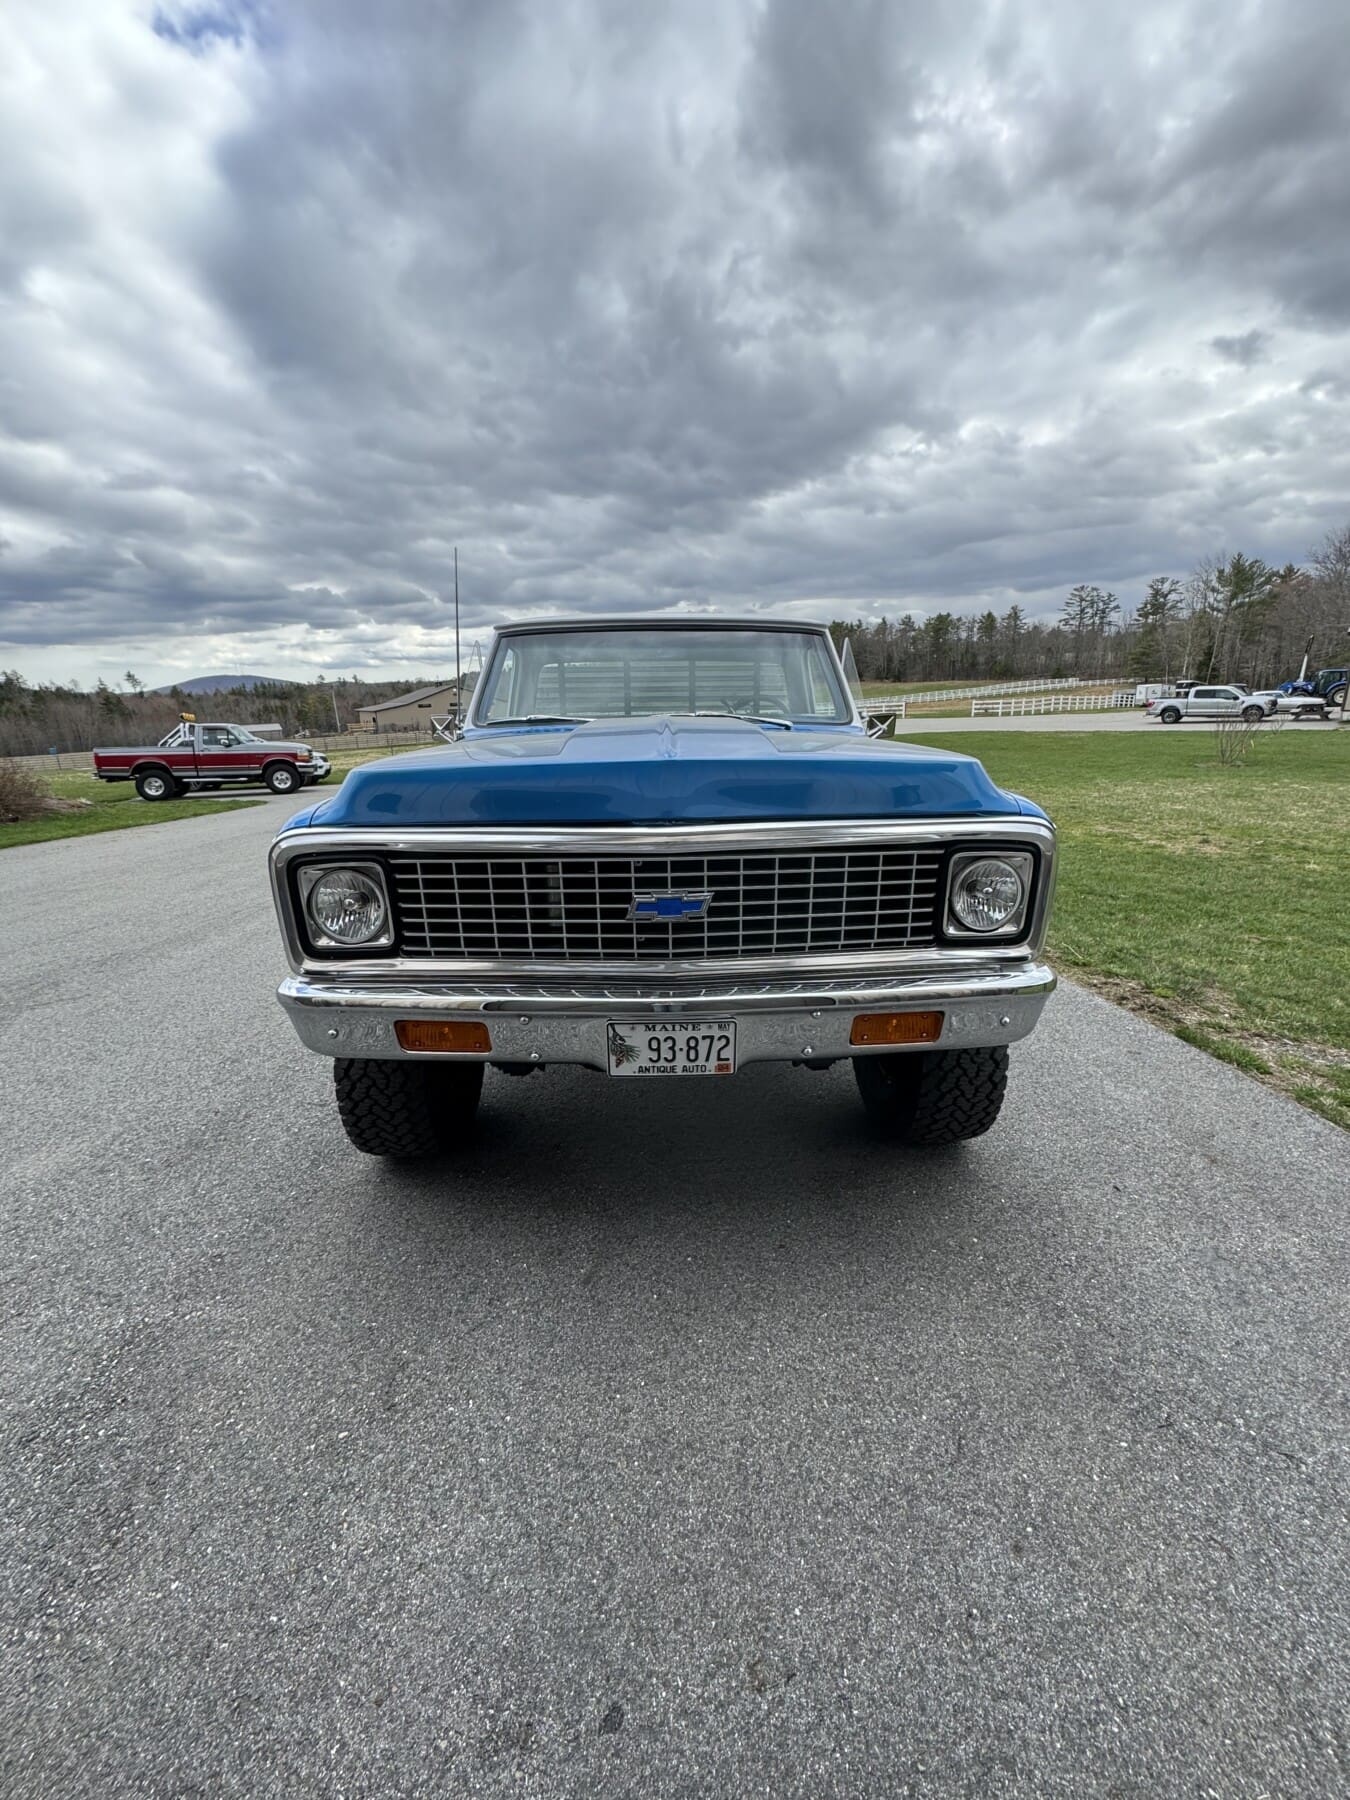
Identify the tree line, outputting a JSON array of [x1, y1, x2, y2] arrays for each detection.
[[4, 524, 1348, 752], [829, 524, 1350, 689], [0, 672, 442, 758]]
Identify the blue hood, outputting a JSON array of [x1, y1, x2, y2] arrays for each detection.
[[307, 718, 1033, 828]]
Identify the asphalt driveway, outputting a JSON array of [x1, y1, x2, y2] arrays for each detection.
[[2, 803, 1346, 1798]]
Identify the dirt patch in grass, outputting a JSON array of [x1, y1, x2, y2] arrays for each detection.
[[1064, 965, 1350, 1130]]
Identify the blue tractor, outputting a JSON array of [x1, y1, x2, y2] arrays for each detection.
[[1279, 666, 1347, 709]]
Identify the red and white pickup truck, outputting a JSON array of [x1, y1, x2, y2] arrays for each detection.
[[92, 721, 332, 801]]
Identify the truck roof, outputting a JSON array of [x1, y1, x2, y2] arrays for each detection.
[[492, 617, 833, 636]]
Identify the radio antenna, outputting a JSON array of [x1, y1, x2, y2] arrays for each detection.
[[453, 546, 461, 729]]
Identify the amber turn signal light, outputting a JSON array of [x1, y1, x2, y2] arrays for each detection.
[[395, 1019, 492, 1054], [849, 1010, 944, 1047]]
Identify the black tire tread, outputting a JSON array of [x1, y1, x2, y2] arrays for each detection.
[[854, 1046, 1009, 1146], [334, 1058, 483, 1159], [264, 761, 300, 794], [135, 766, 179, 801]]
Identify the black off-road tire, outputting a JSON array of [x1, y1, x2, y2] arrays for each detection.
[[1328, 683, 1347, 711], [134, 766, 180, 801], [853, 1046, 1009, 1146], [333, 1057, 484, 1159], [1159, 706, 1181, 724], [264, 761, 301, 795]]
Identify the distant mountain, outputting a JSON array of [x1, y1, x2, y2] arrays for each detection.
[[153, 673, 288, 695]]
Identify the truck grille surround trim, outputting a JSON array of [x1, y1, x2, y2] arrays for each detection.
[[388, 848, 945, 961], [270, 820, 1056, 976]]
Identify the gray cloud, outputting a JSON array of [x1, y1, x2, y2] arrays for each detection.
[[1, 0, 1349, 683], [1212, 330, 1271, 367]]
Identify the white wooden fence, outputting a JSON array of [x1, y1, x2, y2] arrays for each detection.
[[970, 691, 1135, 717], [867, 675, 1125, 709]]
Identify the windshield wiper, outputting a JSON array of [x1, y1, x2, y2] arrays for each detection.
[[481, 715, 590, 728], [482, 710, 795, 730], [677, 710, 794, 730]]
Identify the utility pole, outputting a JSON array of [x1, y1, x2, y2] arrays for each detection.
[[454, 546, 462, 730]]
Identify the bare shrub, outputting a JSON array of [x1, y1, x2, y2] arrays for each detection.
[[0, 758, 50, 821], [1213, 714, 1279, 766]]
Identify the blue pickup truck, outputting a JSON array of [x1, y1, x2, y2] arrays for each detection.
[[268, 619, 1056, 1158]]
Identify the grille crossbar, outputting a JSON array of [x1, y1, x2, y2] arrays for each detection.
[[389, 848, 944, 960]]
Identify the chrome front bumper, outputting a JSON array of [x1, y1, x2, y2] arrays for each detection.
[[276, 961, 1056, 1066]]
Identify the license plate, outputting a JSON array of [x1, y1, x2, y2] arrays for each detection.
[[606, 1020, 737, 1077]]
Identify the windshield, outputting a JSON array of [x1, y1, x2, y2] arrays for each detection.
[[475, 628, 850, 726]]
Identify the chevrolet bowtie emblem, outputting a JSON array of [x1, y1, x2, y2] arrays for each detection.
[[629, 891, 713, 922]]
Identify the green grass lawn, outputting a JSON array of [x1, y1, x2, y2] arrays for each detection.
[[0, 769, 262, 850], [910, 729, 1350, 1128]]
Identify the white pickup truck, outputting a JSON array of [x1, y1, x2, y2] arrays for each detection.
[[1147, 684, 1278, 724]]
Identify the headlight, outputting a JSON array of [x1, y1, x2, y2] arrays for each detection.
[[947, 851, 1033, 937], [297, 864, 393, 948]]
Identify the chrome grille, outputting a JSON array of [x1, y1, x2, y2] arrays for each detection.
[[388, 847, 943, 961]]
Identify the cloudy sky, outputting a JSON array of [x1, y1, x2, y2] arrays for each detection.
[[2, 0, 1348, 686]]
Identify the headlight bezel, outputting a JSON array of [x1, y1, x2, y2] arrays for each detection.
[[296, 860, 396, 951], [943, 849, 1035, 940]]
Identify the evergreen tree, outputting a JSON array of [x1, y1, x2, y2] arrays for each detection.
[[95, 679, 128, 720], [1129, 576, 1182, 679]]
